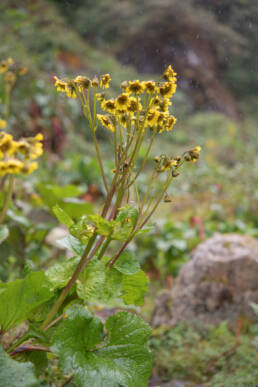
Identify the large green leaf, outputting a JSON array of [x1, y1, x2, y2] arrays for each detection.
[[52, 305, 152, 387], [76, 258, 106, 301], [114, 251, 140, 275], [46, 256, 80, 290], [122, 270, 149, 306], [0, 225, 9, 245], [0, 346, 39, 387], [0, 272, 53, 333], [76, 257, 123, 305]]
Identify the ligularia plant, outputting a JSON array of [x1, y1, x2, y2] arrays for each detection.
[[0, 62, 201, 387]]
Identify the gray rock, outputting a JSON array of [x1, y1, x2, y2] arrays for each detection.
[[152, 233, 258, 327]]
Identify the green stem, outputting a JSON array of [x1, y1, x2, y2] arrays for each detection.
[[40, 233, 97, 330], [126, 129, 156, 189], [97, 236, 111, 261], [0, 175, 14, 224]]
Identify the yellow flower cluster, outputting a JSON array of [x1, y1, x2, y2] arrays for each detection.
[[54, 72, 112, 99], [0, 132, 43, 176], [54, 65, 178, 134]]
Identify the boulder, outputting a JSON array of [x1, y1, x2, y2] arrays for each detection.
[[152, 233, 258, 327]]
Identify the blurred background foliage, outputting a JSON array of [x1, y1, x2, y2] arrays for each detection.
[[0, 1, 257, 384]]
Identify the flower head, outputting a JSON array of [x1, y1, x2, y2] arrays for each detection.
[[165, 115, 177, 131], [74, 76, 91, 91], [127, 80, 145, 95], [146, 108, 159, 127], [159, 97, 172, 112], [54, 76, 67, 93], [143, 80, 156, 94], [115, 93, 130, 112], [100, 74, 111, 89], [127, 97, 142, 114], [0, 133, 15, 158], [65, 81, 77, 98], [159, 81, 177, 98], [101, 99, 116, 114], [97, 114, 115, 132], [163, 65, 177, 83]]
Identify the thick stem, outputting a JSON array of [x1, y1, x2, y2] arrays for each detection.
[[40, 233, 97, 329], [0, 175, 14, 224]]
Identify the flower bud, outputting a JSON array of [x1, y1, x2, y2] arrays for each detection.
[[184, 154, 191, 162], [172, 170, 180, 177], [92, 76, 99, 86]]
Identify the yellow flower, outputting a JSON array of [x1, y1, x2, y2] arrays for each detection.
[[143, 80, 156, 94], [188, 146, 201, 162], [65, 81, 77, 98], [157, 111, 169, 124], [115, 93, 130, 112], [126, 80, 145, 95], [127, 97, 142, 114], [35, 133, 43, 141], [0, 58, 14, 74], [159, 81, 177, 98], [74, 76, 91, 91], [97, 114, 115, 132], [165, 115, 177, 131], [159, 98, 172, 112], [152, 96, 161, 106], [29, 141, 43, 160], [146, 108, 159, 127], [0, 161, 8, 175], [54, 76, 67, 93], [17, 133, 44, 160], [1, 159, 24, 176], [100, 74, 111, 89], [101, 99, 116, 114], [22, 161, 38, 174], [15, 140, 30, 157], [0, 119, 7, 129], [156, 112, 169, 133], [163, 65, 177, 82], [0, 132, 14, 158]]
